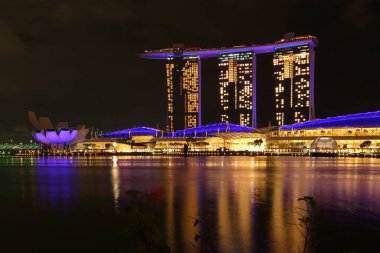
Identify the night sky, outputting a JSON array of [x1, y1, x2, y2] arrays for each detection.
[[0, 0, 379, 140]]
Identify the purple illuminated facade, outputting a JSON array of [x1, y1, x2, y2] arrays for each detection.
[[140, 34, 317, 128], [34, 129, 79, 145], [28, 111, 89, 147]]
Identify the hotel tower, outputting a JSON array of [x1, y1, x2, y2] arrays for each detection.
[[218, 52, 255, 127], [273, 44, 315, 126], [165, 55, 201, 132], [140, 34, 317, 130]]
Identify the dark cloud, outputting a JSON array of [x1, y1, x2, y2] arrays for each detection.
[[335, 0, 377, 29], [0, 21, 28, 56]]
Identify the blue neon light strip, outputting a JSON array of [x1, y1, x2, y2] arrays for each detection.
[[140, 37, 317, 59], [274, 43, 309, 50], [99, 127, 161, 138], [218, 50, 253, 56], [281, 111, 380, 130]]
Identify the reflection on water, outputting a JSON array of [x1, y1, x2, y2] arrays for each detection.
[[111, 156, 120, 212], [1, 156, 380, 252]]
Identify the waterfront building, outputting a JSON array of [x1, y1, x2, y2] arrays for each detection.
[[76, 124, 262, 154], [165, 56, 201, 132], [218, 52, 254, 127], [273, 44, 315, 126], [67, 111, 380, 155], [73, 127, 161, 154], [268, 111, 380, 152], [151, 111, 380, 154], [73, 139, 134, 153], [140, 34, 317, 128], [154, 123, 265, 152], [94, 126, 161, 152]]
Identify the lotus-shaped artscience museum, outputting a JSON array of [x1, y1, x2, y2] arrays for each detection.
[[28, 112, 89, 146], [33, 128, 79, 145]]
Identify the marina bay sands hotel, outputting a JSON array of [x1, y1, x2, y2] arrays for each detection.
[[140, 34, 318, 132]]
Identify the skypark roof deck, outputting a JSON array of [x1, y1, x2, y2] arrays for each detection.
[[140, 35, 317, 59]]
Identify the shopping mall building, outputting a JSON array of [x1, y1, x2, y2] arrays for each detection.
[[83, 111, 380, 155], [267, 111, 380, 153]]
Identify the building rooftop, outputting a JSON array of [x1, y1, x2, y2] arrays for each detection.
[[98, 127, 161, 138], [140, 35, 317, 59], [280, 111, 380, 130]]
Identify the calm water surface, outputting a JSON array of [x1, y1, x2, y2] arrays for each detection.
[[1, 156, 380, 253]]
